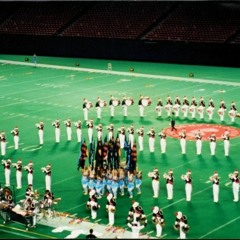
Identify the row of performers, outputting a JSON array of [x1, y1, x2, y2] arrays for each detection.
[[81, 95, 239, 121], [86, 189, 189, 239], [0, 185, 57, 230], [1, 159, 52, 192], [81, 165, 239, 204], [156, 97, 239, 122]]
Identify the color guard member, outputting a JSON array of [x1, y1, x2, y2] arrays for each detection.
[[229, 170, 239, 202], [52, 119, 60, 143], [11, 127, 19, 150], [135, 169, 142, 195], [152, 206, 165, 238], [181, 170, 192, 202], [209, 171, 220, 203]]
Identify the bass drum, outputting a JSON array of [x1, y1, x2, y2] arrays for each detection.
[[126, 98, 134, 106], [86, 102, 93, 109], [112, 99, 120, 106], [99, 100, 107, 107], [142, 97, 152, 106]]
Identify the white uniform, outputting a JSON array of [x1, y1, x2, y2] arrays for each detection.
[[190, 98, 197, 119], [229, 171, 239, 202], [106, 194, 116, 226], [118, 126, 126, 149], [137, 127, 144, 151], [158, 131, 166, 154], [128, 126, 134, 149], [95, 98, 102, 119], [179, 130, 186, 154], [87, 191, 100, 220], [138, 96, 144, 117], [152, 207, 165, 238], [96, 124, 103, 141], [122, 98, 128, 117], [87, 120, 94, 143], [65, 119, 72, 141], [195, 132, 202, 155], [127, 222, 144, 238], [36, 122, 44, 145], [83, 99, 89, 121], [148, 169, 159, 198], [222, 131, 230, 156], [42, 165, 51, 191], [198, 98, 205, 119], [12, 160, 22, 189], [210, 173, 219, 203], [11, 128, 19, 150], [52, 120, 60, 143], [0, 132, 7, 156], [25, 163, 34, 186], [107, 124, 114, 141], [75, 121, 82, 143], [209, 134, 216, 156], [156, 99, 163, 117], [181, 172, 192, 202], [147, 129, 155, 153], [163, 171, 173, 200], [109, 96, 115, 117], [2, 159, 11, 187]]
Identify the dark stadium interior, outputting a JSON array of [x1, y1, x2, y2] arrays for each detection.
[[1, 1, 240, 66]]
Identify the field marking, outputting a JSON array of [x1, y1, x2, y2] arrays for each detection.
[[1, 59, 240, 87], [198, 216, 240, 239]]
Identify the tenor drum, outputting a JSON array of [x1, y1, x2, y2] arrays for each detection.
[[218, 108, 224, 116], [197, 106, 204, 114], [126, 98, 134, 106], [189, 105, 195, 112], [181, 105, 188, 112], [86, 102, 93, 109], [164, 104, 171, 111], [142, 97, 152, 107], [173, 104, 180, 112], [228, 109, 236, 117], [112, 99, 120, 106], [206, 106, 213, 115], [99, 100, 107, 107]]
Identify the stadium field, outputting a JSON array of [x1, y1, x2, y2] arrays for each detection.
[[0, 54, 240, 239]]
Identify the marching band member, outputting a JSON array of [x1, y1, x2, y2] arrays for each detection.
[[0, 131, 7, 156], [2, 159, 11, 187], [209, 171, 220, 203], [122, 96, 128, 117], [95, 97, 102, 119], [35, 121, 44, 145], [222, 130, 230, 157], [197, 97, 205, 120], [64, 119, 72, 141], [41, 164, 51, 191], [118, 125, 126, 149], [158, 129, 167, 154], [207, 98, 215, 120], [173, 96, 181, 117], [218, 100, 226, 122], [170, 112, 177, 132], [135, 169, 142, 195], [229, 170, 239, 202], [163, 169, 174, 200], [109, 95, 115, 117], [195, 130, 202, 155], [74, 120, 82, 143], [189, 96, 197, 119], [86, 189, 100, 220], [138, 95, 144, 117], [81, 166, 90, 195], [174, 211, 190, 239], [181, 170, 192, 202], [156, 98, 163, 117], [83, 98, 89, 121], [229, 101, 237, 123], [179, 129, 187, 154], [147, 127, 155, 153], [24, 161, 34, 186], [165, 95, 172, 117], [209, 133, 217, 156], [152, 206, 165, 238], [12, 159, 22, 189], [107, 124, 114, 141], [96, 123, 103, 141], [148, 168, 159, 198], [181, 96, 189, 118], [128, 125, 135, 149], [87, 119, 94, 143], [25, 198, 37, 228], [127, 221, 145, 238], [106, 193, 116, 226], [136, 126, 144, 152], [25, 184, 34, 200], [52, 119, 60, 143], [127, 201, 147, 226], [11, 127, 19, 150]]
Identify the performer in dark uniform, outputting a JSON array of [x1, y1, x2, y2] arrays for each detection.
[[170, 112, 177, 132]]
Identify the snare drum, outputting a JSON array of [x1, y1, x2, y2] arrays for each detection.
[[164, 104, 171, 111], [112, 99, 120, 106], [228, 109, 236, 117], [189, 105, 196, 112], [181, 105, 188, 112], [206, 106, 213, 115], [99, 100, 107, 107], [173, 104, 180, 112], [197, 106, 204, 114], [126, 98, 134, 106], [218, 108, 224, 116], [86, 102, 93, 109], [142, 97, 152, 107]]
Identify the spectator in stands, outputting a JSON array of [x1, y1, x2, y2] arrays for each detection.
[[86, 229, 97, 238]]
